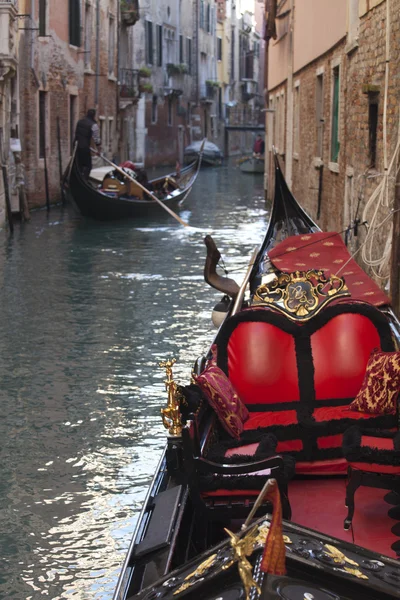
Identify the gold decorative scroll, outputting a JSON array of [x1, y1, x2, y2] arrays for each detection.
[[160, 358, 182, 437], [253, 270, 349, 321]]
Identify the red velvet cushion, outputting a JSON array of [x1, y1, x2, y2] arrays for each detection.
[[243, 410, 298, 430], [194, 346, 249, 439], [227, 322, 300, 405], [311, 314, 382, 400], [313, 405, 397, 423], [349, 348, 400, 415]]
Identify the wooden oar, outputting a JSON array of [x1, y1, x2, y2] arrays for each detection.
[[91, 150, 189, 227]]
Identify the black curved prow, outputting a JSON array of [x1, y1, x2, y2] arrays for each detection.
[[249, 152, 319, 292]]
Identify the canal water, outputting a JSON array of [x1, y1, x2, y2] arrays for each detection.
[[0, 162, 267, 600]]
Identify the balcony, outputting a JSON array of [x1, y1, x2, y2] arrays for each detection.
[[119, 69, 140, 104], [0, 0, 18, 76], [120, 0, 139, 26], [200, 81, 220, 103]]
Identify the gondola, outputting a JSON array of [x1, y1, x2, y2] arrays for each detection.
[[184, 140, 223, 167], [62, 152, 202, 221], [239, 156, 265, 174], [113, 156, 400, 600]]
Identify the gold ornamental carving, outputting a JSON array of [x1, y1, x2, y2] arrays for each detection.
[[253, 270, 350, 321], [160, 359, 182, 437]]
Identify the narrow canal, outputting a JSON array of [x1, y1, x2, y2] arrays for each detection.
[[0, 162, 267, 600]]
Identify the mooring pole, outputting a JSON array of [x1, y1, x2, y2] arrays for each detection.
[[2, 165, 14, 234], [57, 116, 64, 202], [43, 142, 50, 211]]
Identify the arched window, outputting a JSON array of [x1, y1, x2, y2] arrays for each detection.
[[69, 0, 81, 47]]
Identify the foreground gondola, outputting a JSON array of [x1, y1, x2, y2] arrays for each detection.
[[113, 156, 400, 600], [62, 152, 202, 221]]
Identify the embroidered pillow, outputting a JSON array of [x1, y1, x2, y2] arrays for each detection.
[[194, 345, 249, 439], [349, 348, 400, 415]]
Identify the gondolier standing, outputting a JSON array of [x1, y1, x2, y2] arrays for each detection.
[[74, 109, 101, 179]]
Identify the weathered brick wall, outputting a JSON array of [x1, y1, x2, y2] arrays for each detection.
[[19, 0, 118, 208], [344, 0, 399, 277]]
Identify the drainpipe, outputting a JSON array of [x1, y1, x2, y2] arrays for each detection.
[[285, 0, 294, 188], [95, 0, 100, 107]]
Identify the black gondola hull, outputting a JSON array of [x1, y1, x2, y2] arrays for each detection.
[[63, 158, 200, 221]]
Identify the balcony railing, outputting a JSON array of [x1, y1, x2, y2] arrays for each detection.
[[119, 69, 140, 99], [225, 105, 264, 127]]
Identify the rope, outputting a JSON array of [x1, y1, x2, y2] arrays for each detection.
[[358, 0, 400, 282]]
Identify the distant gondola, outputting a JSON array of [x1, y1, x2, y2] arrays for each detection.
[[112, 154, 400, 600], [62, 152, 202, 221], [239, 156, 265, 174]]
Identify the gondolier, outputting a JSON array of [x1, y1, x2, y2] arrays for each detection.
[[74, 109, 101, 179]]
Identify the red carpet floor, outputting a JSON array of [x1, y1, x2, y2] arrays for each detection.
[[289, 478, 398, 558]]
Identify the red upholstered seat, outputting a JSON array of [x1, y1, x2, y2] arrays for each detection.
[[243, 410, 298, 429], [214, 302, 397, 468], [227, 322, 300, 405], [311, 313, 382, 400]]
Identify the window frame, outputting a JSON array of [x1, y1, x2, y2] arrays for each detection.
[[329, 60, 341, 170], [69, 0, 81, 47], [145, 20, 154, 66]]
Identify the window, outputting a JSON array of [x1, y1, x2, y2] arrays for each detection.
[[99, 117, 105, 148], [206, 4, 211, 33], [179, 35, 184, 63], [279, 93, 285, 153], [39, 0, 47, 36], [108, 118, 113, 153], [151, 95, 158, 124], [156, 25, 163, 67], [275, 95, 280, 152], [217, 37, 222, 61], [108, 16, 115, 76], [186, 38, 192, 73], [368, 93, 379, 168], [69, 95, 77, 154], [69, 0, 81, 46], [146, 21, 153, 65], [168, 98, 173, 126], [330, 65, 340, 163], [165, 28, 175, 65], [200, 0, 205, 29], [316, 72, 324, 158], [231, 26, 235, 81], [39, 91, 47, 159], [293, 82, 300, 157], [84, 3, 92, 68]]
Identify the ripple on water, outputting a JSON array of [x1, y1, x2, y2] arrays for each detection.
[[0, 161, 267, 599]]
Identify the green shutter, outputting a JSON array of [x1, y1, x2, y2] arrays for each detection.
[[331, 67, 340, 162]]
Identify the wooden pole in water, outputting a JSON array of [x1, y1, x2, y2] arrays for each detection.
[[43, 143, 50, 211], [57, 117, 64, 202], [2, 165, 14, 234]]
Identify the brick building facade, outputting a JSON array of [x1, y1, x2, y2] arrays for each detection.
[[267, 0, 400, 298], [18, 0, 118, 208]]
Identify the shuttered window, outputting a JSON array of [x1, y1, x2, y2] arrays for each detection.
[[156, 25, 163, 66], [69, 0, 81, 47], [39, 0, 46, 36], [146, 21, 153, 65], [330, 66, 340, 163]]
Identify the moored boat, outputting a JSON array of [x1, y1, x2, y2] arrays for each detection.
[[239, 156, 265, 174], [184, 140, 223, 167], [113, 156, 400, 600], [62, 153, 202, 221]]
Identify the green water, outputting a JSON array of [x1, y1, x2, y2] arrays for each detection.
[[0, 164, 267, 599]]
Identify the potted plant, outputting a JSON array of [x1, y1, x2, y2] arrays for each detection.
[[121, 0, 139, 26], [139, 82, 153, 94], [166, 63, 189, 77], [139, 67, 151, 78]]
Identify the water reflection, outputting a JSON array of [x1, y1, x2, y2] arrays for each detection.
[[0, 163, 267, 599]]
